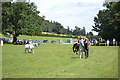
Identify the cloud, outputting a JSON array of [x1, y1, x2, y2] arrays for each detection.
[[30, 0, 105, 35]]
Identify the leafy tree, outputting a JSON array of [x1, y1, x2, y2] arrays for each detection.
[[2, 2, 44, 43], [42, 20, 67, 34], [86, 32, 89, 36], [88, 31, 93, 36], [83, 26, 86, 36], [92, 2, 120, 41], [72, 26, 86, 36], [73, 26, 80, 35], [66, 26, 72, 35]]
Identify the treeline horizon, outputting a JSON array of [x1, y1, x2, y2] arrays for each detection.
[[2, 1, 93, 36], [2, 1, 120, 43], [92, 2, 120, 41], [42, 19, 88, 36]]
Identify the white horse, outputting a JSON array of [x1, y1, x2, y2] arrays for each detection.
[[25, 44, 34, 53], [79, 42, 84, 58], [78, 39, 84, 58]]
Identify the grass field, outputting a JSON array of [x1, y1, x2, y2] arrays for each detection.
[[2, 41, 118, 78], [1, 34, 119, 78]]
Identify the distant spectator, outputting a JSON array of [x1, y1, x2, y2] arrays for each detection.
[[107, 39, 110, 46], [38, 40, 42, 46], [113, 38, 116, 46], [0, 39, 3, 46], [100, 38, 102, 42], [93, 39, 95, 46], [103, 39, 105, 43], [95, 39, 97, 45], [49, 40, 50, 44], [98, 38, 100, 46], [23, 39, 26, 45], [93, 39, 96, 46], [91, 40, 93, 45], [116, 41, 117, 46]]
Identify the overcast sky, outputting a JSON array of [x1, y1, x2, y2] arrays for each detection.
[[30, 0, 105, 35]]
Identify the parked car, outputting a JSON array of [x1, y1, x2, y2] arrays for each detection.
[[4, 33, 12, 38], [17, 39, 23, 45], [51, 40, 56, 43], [43, 39, 48, 44], [4, 38, 13, 43], [8, 39, 13, 43]]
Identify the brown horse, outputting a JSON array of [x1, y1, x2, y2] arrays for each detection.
[[73, 43, 79, 55]]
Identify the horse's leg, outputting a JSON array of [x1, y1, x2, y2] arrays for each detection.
[[79, 49, 81, 58], [81, 47, 83, 58], [80, 50, 82, 58], [25, 48, 26, 53], [74, 52, 75, 55], [30, 49, 32, 53], [31, 49, 33, 53], [78, 44, 81, 58], [81, 50, 83, 58], [28, 48, 29, 53], [79, 49, 83, 58], [32, 49, 34, 53]]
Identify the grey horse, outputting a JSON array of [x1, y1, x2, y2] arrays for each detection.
[[25, 44, 34, 53]]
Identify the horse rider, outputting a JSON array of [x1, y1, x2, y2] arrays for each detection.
[[84, 38, 91, 59], [78, 36, 84, 58]]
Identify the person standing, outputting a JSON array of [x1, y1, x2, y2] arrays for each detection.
[[1, 39, 3, 46], [93, 39, 96, 46], [113, 38, 116, 46], [84, 38, 91, 59], [98, 38, 101, 46], [39, 40, 41, 46], [107, 39, 110, 46], [78, 36, 84, 58], [49, 40, 50, 44]]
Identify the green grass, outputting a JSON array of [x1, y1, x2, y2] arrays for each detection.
[[1, 34, 118, 78], [2, 43, 118, 78]]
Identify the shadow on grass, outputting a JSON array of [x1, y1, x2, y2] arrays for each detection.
[[71, 56, 80, 59]]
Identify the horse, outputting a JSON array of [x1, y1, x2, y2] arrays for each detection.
[[73, 42, 84, 58], [25, 44, 34, 53], [73, 43, 79, 55]]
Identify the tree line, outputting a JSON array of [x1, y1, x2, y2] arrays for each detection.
[[92, 2, 120, 41], [2, 2, 89, 43], [42, 20, 87, 36], [2, 2, 44, 43]]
